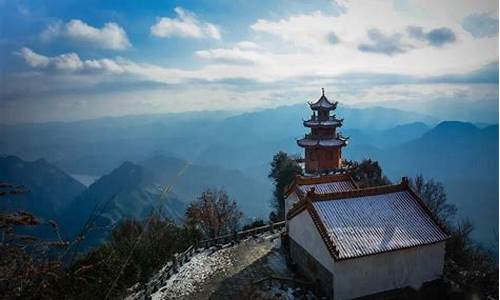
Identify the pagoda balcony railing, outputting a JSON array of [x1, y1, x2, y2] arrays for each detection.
[[307, 115, 340, 122], [304, 133, 347, 140], [304, 133, 331, 140]]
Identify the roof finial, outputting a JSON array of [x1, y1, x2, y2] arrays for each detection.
[[321, 88, 325, 96]]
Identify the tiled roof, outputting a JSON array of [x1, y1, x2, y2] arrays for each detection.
[[288, 180, 449, 260], [297, 137, 347, 148], [303, 118, 342, 128], [285, 174, 358, 199], [309, 95, 337, 110], [298, 181, 356, 195]]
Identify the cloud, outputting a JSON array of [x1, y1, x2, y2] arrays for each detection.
[[250, 11, 341, 49], [337, 61, 499, 85], [41, 19, 131, 50], [358, 29, 409, 55], [407, 26, 456, 47], [195, 42, 268, 64], [327, 32, 340, 44], [425, 61, 499, 84], [17, 47, 50, 67], [196, 48, 263, 64], [17, 47, 125, 73], [15, 48, 213, 84], [235, 41, 263, 50], [150, 7, 221, 39], [461, 13, 499, 38]]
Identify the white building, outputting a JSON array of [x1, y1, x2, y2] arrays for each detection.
[[286, 178, 449, 299], [285, 91, 449, 299]]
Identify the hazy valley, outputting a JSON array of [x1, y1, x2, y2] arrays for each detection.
[[1, 104, 498, 250]]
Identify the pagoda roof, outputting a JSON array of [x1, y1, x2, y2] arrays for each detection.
[[303, 117, 343, 128], [287, 179, 450, 260], [297, 134, 348, 148], [309, 89, 337, 110]]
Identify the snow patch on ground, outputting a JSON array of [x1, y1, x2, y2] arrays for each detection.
[[151, 246, 235, 299], [128, 232, 318, 299]]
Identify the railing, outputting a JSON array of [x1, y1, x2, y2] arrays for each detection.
[[306, 115, 339, 122], [198, 220, 285, 248], [129, 220, 286, 299]]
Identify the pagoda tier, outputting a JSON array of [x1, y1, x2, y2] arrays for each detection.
[[303, 115, 344, 128], [297, 134, 349, 148], [298, 89, 348, 174], [309, 93, 338, 110]]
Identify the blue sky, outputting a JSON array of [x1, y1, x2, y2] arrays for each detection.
[[0, 0, 498, 123]]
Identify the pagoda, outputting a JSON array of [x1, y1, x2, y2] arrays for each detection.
[[297, 89, 348, 174]]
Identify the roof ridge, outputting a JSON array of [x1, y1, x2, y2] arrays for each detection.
[[288, 177, 450, 262], [308, 89, 338, 110], [288, 179, 408, 219], [295, 173, 354, 185], [406, 186, 451, 236], [284, 173, 357, 198], [307, 180, 408, 202]]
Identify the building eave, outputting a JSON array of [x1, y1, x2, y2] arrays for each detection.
[[287, 179, 450, 262], [284, 173, 358, 199]]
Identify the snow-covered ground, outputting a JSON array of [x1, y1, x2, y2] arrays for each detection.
[[151, 243, 240, 299], [128, 232, 318, 300]]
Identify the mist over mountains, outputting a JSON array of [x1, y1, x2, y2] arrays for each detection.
[[0, 155, 85, 219], [0, 104, 497, 249]]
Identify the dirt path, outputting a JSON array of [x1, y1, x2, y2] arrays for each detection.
[[152, 233, 291, 300]]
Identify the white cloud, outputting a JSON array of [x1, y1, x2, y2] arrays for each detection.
[[17, 47, 126, 73], [195, 42, 269, 64], [4, 0, 498, 122], [24, 1, 499, 85], [244, 0, 497, 76], [235, 41, 263, 50], [41, 19, 131, 50], [150, 7, 221, 40], [251, 11, 339, 50], [51, 53, 84, 71], [18, 47, 50, 67]]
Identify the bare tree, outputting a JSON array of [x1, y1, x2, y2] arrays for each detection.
[[409, 175, 457, 226], [407, 176, 497, 298], [185, 189, 242, 238], [0, 182, 67, 299]]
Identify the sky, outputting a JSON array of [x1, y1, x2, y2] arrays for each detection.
[[0, 0, 498, 123]]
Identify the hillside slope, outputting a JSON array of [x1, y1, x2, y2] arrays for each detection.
[[0, 155, 86, 219], [374, 122, 499, 247], [61, 155, 272, 247]]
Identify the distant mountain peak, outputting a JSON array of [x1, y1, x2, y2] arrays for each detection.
[[435, 121, 477, 130], [0, 155, 86, 217]]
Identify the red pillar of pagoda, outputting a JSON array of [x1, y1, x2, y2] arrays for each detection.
[[297, 89, 348, 174]]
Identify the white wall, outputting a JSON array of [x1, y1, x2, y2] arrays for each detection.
[[333, 242, 446, 300], [289, 208, 446, 300], [288, 210, 335, 274], [284, 192, 299, 217]]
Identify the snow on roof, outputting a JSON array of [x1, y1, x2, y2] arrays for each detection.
[[313, 188, 449, 260], [297, 137, 347, 148], [303, 118, 342, 127], [319, 139, 347, 147], [298, 181, 356, 195], [286, 174, 358, 199]]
